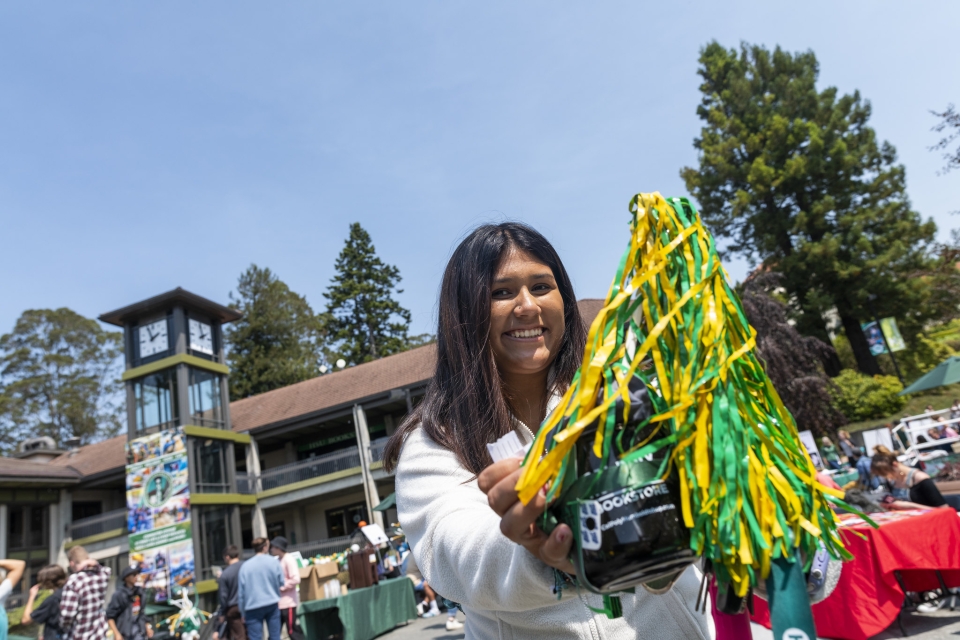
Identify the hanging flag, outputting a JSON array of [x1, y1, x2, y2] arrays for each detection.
[[861, 321, 888, 356], [879, 317, 906, 352]]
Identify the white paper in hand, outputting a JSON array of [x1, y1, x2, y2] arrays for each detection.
[[486, 431, 532, 463]]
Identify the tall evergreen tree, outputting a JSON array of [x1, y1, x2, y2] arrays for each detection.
[[225, 265, 322, 400], [323, 223, 426, 365], [682, 42, 937, 376], [0, 308, 124, 452]]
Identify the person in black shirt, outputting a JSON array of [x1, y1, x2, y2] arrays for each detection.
[[106, 565, 152, 640], [213, 545, 246, 640], [871, 446, 951, 509], [22, 564, 67, 640]]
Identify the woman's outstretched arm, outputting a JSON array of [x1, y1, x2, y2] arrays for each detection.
[[396, 429, 571, 613]]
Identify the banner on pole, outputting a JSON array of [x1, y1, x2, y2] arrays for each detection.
[[861, 321, 888, 356], [879, 317, 906, 352], [125, 426, 195, 604]]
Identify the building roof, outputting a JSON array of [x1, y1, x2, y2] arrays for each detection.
[[49, 435, 126, 479], [231, 342, 438, 433], [99, 287, 242, 327], [35, 298, 607, 481], [0, 456, 80, 484]]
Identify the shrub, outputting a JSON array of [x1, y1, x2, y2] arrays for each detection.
[[830, 370, 907, 422]]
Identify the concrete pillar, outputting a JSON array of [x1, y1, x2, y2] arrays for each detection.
[[57, 490, 72, 566], [283, 441, 297, 465], [352, 404, 384, 530], [0, 504, 7, 559], [245, 438, 267, 539], [48, 502, 59, 563]]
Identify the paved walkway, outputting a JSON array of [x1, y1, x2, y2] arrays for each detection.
[[378, 605, 960, 639]]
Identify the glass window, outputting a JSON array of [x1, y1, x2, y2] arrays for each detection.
[[193, 438, 230, 493], [188, 368, 223, 427], [7, 505, 47, 551], [197, 506, 233, 580], [133, 369, 179, 433]]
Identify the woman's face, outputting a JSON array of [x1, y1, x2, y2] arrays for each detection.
[[488, 247, 565, 379]]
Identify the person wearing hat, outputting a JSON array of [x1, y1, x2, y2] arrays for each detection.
[[105, 565, 152, 640], [269, 536, 304, 640]]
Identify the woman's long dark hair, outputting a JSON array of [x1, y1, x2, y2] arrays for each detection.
[[383, 222, 586, 476]]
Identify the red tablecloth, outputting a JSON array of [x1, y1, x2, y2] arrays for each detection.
[[751, 508, 960, 640]]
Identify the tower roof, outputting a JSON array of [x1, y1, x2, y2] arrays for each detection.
[[99, 287, 242, 326]]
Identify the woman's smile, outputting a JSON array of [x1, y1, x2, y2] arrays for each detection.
[[489, 247, 565, 379]]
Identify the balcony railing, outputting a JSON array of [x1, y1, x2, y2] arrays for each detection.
[[257, 447, 363, 491], [70, 508, 127, 541], [236, 472, 256, 495], [370, 437, 389, 463], [289, 534, 354, 558]]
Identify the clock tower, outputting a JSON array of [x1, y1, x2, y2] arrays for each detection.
[[101, 288, 250, 599]]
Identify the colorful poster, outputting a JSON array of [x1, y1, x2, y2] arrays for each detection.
[[125, 427, 195, 604], [879, 317, 907, 352], [861, 321, 888, 356]]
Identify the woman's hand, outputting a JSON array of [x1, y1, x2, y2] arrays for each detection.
[[478, 457, 576, 575]]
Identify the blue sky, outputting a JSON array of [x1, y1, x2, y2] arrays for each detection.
[[1, 2, 957, 338]]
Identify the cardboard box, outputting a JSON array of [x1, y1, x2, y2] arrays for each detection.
[[298, 563, 342, 602]]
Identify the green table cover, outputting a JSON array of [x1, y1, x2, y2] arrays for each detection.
[[832, 469, 859, 487], [298, 577, 417, 640]]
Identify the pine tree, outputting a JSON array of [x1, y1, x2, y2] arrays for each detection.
[[682, 41, 937, 376], [225, 265, 322, 400], [0, 308, 124, 452], [323, 223, 427, 365]]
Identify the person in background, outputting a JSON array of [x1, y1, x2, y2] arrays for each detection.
[[106, 565, 152, 640], [238, 537, 283, 640], [837, 429, 857, 460], [60, 546, 111, 640], [21, 564, 68, 640], [820, 436, 842, 470], [402, 551, 439, 617], [852, 450, 880, 491], [214, 545, 246, 640], [0, 559, 26, 640], [951, 399, 960, 420], [269, 537, 303, 640], [871, 446, 950, 508]]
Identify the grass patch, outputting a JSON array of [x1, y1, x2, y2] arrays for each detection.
[[842, 382, 960, 433]]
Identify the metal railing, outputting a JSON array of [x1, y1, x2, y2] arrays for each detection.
[[257, 447, 363, 491], [892, 410, 960, 463], [289, 534, 354, 558], [70, 508, 127, 540], [370, 437, 389, 463], [236, 472, 256, 495]]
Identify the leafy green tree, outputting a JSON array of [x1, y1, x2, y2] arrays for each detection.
[[0, 308, 123, 452], [682, 41, 937, 376], [323, 223, 428, 365], [225, 265, 323, 400], [740, 272, 845, 436]]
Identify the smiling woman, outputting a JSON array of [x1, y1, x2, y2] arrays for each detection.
[[383, 223, 708, 640]]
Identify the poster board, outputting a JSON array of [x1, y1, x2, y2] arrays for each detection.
[[861, 427, 895, 457], [125, 426, 195, 604], [360, 523, 389, 546], [798, 430, 823, 470]]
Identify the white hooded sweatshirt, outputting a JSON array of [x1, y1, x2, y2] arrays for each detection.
[[395, 422, 711, 640]]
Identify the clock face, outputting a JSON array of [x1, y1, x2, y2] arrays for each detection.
[[138, 320, 169, 358], [189, 319, 214, 355]]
